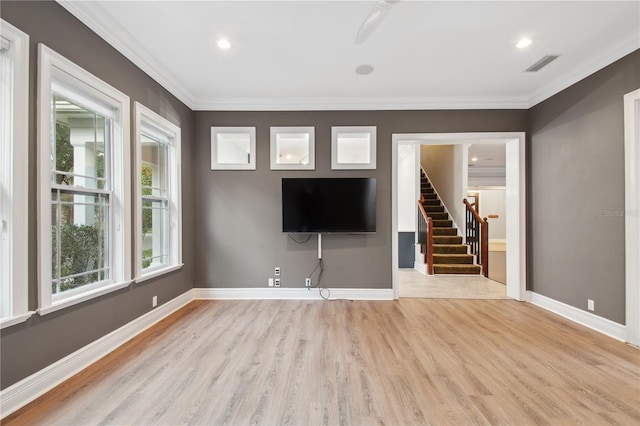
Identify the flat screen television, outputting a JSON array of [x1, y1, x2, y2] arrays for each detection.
[[282, 178, 376, 233]]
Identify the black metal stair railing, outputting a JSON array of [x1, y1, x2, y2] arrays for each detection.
[[463, 198, 489, 278]]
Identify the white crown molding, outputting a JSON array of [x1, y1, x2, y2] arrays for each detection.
[[468, 176, 506, 187], [56, 0, 196, 109], [0, 290, 194, 418], [192, 287, 394, 300], [527, 291, 626, 342], [468, 166, 506, 177], [527, 30, 640, 108], [190, 96, 530, 111]]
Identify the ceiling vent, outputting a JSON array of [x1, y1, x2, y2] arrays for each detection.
[[525, 55, 560, 72]]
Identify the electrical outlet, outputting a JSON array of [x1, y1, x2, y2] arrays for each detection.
[[274, 267, 280, 276], [305, 278, 311, 287], [587, 299, 595, 311], [152, 295, 158, 308], [274, 278, 281, 287], [268, 278, 274, 287]]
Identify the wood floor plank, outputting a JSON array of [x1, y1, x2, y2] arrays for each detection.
[[3, 299, 639, 426]]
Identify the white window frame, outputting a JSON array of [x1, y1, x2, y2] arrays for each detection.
[[134, 102, 182, 282], [331, 126, 377, 170], [37, 44, 131, 315], [0, 20, 31, 328]]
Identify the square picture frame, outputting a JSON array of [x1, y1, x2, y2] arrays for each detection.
[[270, 126, 315, 170], [211, 126, 256, 170], [331, 126, 376, 170]]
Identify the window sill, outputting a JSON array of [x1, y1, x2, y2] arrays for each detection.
[[0, 311, 35, 329], [37, 280, 133, 316], [135, 263, 184, 284]]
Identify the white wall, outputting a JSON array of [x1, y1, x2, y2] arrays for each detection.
[[398, 144, 417, 232], [420, 145, 467, 233], [476, 188, 506, 240], [453, 145, 468, 234]]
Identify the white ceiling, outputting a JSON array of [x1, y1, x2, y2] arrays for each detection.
[[468, 143, 506, 168], [58, 1, 640, 111]]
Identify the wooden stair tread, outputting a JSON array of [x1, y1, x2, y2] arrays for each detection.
[[420, 173, 483, 276], [433, 264, 482, 274], [433, 254, 475, 264], [427, 212, 449, 220], [432, 227, 457, 236], [433, 236, 463, 244], [432, 220, 453, 227], [432, 244, 469, 254]]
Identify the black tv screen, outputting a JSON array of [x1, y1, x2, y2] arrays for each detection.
[[282, 178, 376, 233]]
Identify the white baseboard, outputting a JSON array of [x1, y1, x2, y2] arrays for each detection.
[[0, 290, 194, 418], [193, 287, 394, 300], [527, 291, 626, 342], [413, 262, 427, 275]]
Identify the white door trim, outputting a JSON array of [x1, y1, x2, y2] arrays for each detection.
[[391, 132, 527, 301], [624, 88, 640, 347]]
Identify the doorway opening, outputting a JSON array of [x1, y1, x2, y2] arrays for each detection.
[[468, 142, 508, 286], [391, 132, 526, 301]]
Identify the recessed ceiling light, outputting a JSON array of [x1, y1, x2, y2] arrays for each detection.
[[471, 157, 478, 162], [516, 38, 532, 49], [217, 38, 231, 50], [355, 64, 374, 75]]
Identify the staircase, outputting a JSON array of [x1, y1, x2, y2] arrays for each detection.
[[420, 171, 481, 275]]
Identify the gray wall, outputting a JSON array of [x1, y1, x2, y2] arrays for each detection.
[[194, 110, 528, 289], [0, 1, 196, 390], [529, 50, 640, 324]]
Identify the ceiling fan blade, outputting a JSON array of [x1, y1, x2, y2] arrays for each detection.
[[355, 2, 391, 45]]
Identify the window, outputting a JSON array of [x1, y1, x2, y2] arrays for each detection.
[[134, 102, 182, 281], [37, 44, 131, 314], [0, 20, 30, 327]]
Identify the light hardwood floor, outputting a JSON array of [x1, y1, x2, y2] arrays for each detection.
[[4, 299, 639, 425]]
